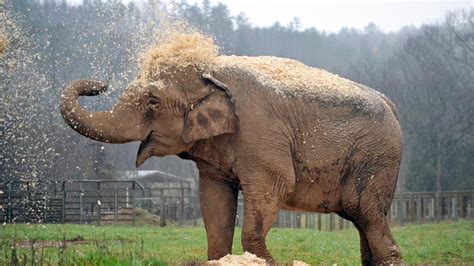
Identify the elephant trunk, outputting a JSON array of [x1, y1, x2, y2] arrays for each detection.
[[60, 80, 143, 143]]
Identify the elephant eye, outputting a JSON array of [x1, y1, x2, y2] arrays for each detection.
[[147, 97, 161, 108]]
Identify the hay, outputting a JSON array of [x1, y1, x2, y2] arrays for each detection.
[[139, 32, 218, 81], [138, 31, 380, 109], [206, 252, 309, 265], [214, 55, 373, 101], [0, 34, 6, 54]]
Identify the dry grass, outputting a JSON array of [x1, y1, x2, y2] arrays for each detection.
[[137, 31, 382, 109], [214, 55, 375, 102], [0, 33, 7, 55], [139, 32, 218, 81]]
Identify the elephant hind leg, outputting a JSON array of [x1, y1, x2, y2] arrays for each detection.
[[337, 211, 373, 265], [359, 215, 402, 265], [358, 229, 374, 266], [347, 191, 402, 265]]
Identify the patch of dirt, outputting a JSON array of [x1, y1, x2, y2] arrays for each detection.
[[206, 252, 309, 266]]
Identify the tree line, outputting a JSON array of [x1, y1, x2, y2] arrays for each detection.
[[1, 0, 473, 192]]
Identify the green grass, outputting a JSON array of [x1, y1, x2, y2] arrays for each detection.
[[0, 220, 472, 265]]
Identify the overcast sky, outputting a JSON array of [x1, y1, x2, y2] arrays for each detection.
[[67, 0, 474, 32]]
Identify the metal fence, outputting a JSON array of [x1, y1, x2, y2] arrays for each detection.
[[1, 180, 473, 230]]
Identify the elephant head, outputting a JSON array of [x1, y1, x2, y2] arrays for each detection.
[[60, 68, 239, 167]]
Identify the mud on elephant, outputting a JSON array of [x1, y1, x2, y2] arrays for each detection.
[[61, 33, 403, 265]]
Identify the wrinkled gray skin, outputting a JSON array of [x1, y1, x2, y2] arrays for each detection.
[[61, 64, 403, 265]]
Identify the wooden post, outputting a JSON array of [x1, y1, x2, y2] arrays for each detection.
[[126, 187, 129, 208], [97, 200, 101, 226], [430, 197, 435, 220], [160, 189, 166, 227], [97, 182, 101, 225], [440, 196, 445, 220], [459, 194, 466, 218], [399, 201, 405, 224], [329, 213, 335, 231], [132, 188, 136, 226], [410, 198, 417, 222], [7, 182, 12, 223], [114, 188, 118, 222], [420, 196, 424, 221], [288, 212, 295, 228], [317, 213, 322, 231], [277, 212, 282, 228], [180, 183, 185, 226], [61, 182, 65, 224], [452, 196, 456, 219], [44, 191, 48, 222], [79, 190, 83, 224]]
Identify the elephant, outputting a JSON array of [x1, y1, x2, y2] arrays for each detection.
[[61, 49, 403, 265]]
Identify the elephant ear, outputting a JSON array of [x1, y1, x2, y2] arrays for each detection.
[[182, 73, 239, 143]]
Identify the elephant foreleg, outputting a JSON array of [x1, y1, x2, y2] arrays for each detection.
[[241, 187, 280, 262], [199, 173, 238, 260]]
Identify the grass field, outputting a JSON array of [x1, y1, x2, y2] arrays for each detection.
[[0, 220, 473, 265]]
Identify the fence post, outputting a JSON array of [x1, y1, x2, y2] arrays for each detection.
[[7, 183, 12, 223], [317, 213, 322, 231], [430, 197, 435, 220], [126, 187, 129, 208], [97, 183, 101, 226], [44, 191, 48, 222], [420, 196, 424, 221], [61, 182, 65, 223], [160, 189, 166, 227], [180, 184, 185, 226], [459, 194, 466, 218], [452, 196, 457, 219], [441, 196, 446, 220], [132, 188, 136, 226], [114, 188, 118, 222], [410, 198, 416, 222], [329, 213, 335, 231], [79, 190, 83, 224], [97, 200, 101, 226], [287, 212, 291, 228], [277, 212, 283, 228]]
